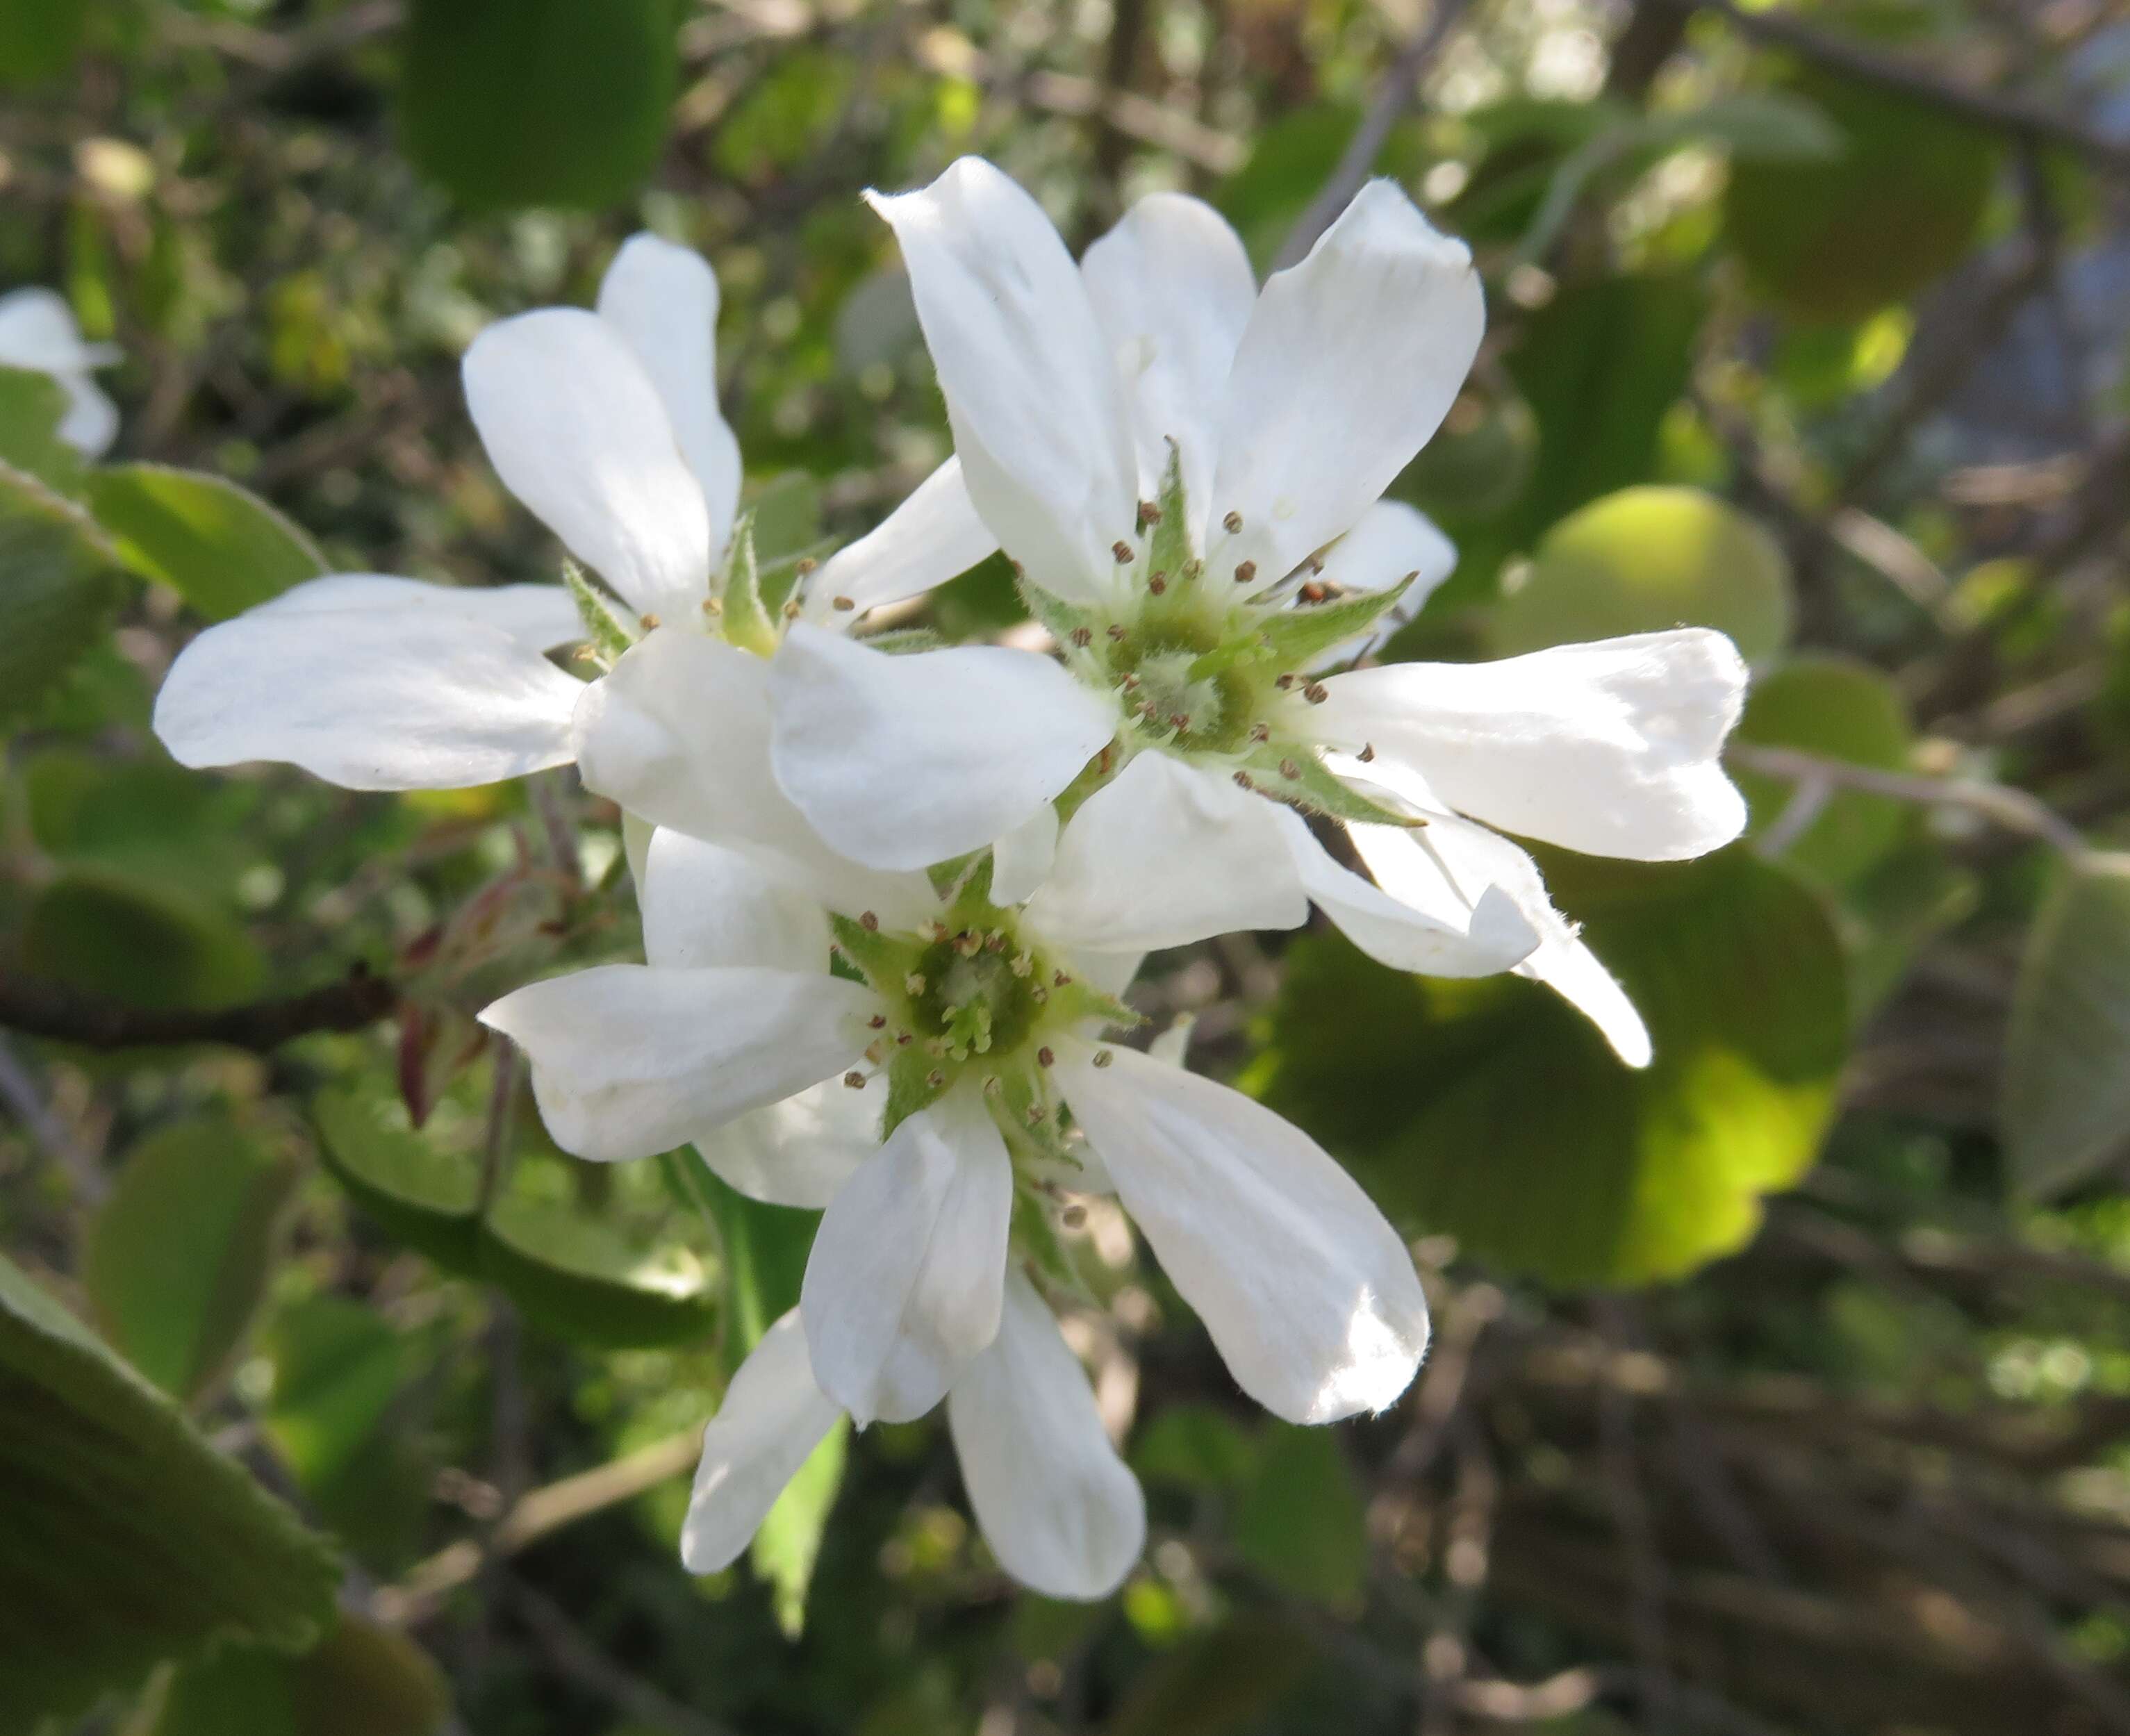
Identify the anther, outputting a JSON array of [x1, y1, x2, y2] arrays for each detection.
[[894, 1031, 914, 1046], [983, 1075, 1003, 1097], [639, 613, 661, 631], [1273, 673, 1296, 691], [1112, 540, 1134, 564], [1030, 985, 1049, 1004], [1234, 771, 1255, 791], [1280, 759, 1301, 779], [1070, 626, 1092, 647], [926, 1069, 946, 1089], [832, 595, 856, 611], [919, 920, 947, 941], [1148, 572, 1167, 595], [782, 600, 802, 620], [1169, 712, 1190, 732], [1052, 970, 1072, 987], [1249, 722, 1271, 743], [1037, 1047, 1055, 1067], [795, 557, 818, 576], [1359, 743, 1377, 763], [1119, 673, 1140, 691], [843, 1071, 866, 1089], [700, 597, 722, 615], [1299, 581, 1330, 604], [1027, 1104, 1048, 1126], [859, 911, 880, 932], [905, 973, 926, 995], [1063, 1204, 1088, 1228], [1107, 624, 1128, 641], [1092, 1048, 1114, 1068], [1137, 500, 1162, 529], [1234, 561, 1257, 585], [867, 1014, 887, 1030], [1223, 511, 1243, 534], [1303, 681, 1328, 704]]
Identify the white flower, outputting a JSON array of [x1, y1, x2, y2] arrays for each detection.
[[151, 233, 989, 793], [482, 748, 1429, 1430], [0, 287, 121, 456], [684, 1286, 1145, 1601], [760, 158, 1749, 1066]]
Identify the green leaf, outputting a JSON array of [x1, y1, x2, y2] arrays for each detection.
[[1492, 485, 1793, 664], [0, 1253, 340, 1735], [478, 1195, 718, 1350], [0, 456, 128, 725], [751, 1416, 848, 1637], [88, 464, 325, 621], [0, 363, 85, 490], [1256, 847, 1847, 1288], [674, 1158, 816, 1358], [1723, 67, 1999, 323], [311, 1086, 481, 1273], [147, 1614, 452, 1736], [1666, 90, 1843, 162], [1130, 1403, 1260, 1491], [1232, 1425, 1368, 1604], [0, 0, 89, 87], [264, 1297, 413, 1494], [2001, 852, 2130, 1200], [22, 865, 267, 1012], [84, 1116, 295, 1405], [399, 0, 680, 213], [1733, 654, 1913, 886]]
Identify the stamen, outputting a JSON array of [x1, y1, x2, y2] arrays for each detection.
[[1233, 561, 1257, 585], [1359, 743, 1377, 763], [1037, 1046, 1055, 1066], [1070, 626, 1092, 647], [1233, 771, 1255, 791], [842, 1071, 866, 1089], [859, 911, 880, 932], [1223, 511, 1243, 533], [1111, 540, 1134, 564], [639, 613, 661, 631], [1303, 681, 1328, 704], [832, 595, 856, 611], [867, 1014, 887, 1030], [1092, 1048, 1114, 1068], [1137, 500, 1162, 529]]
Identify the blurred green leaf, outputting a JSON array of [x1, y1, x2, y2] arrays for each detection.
[[0, 456, 127, 727], [311, 1085, 483, 1274], [22, 866, 267, 1011], [1492, 485, 1793, 663], [1257, 848, 1847, 1287], [88, 465, 324, 621], [751, 1415, 848, 1638], [0, 364, 85, 491], [265, 1296, 414, 1493], [1232, 1425, 1367, 1604], [84, 1116, 294, 1405], [479, 1195, 717, 1350], [1131, 1403, 1260, 1492], [0, 0, 88, 87], [399, 0, 680, 212], [1734, 654, 1913, 886], [1840, 836, 1976, 1018], [24, 748, 259, 900], [676, 1157, 815, 1357], [1723, 67, 1999, 323], [2001, 852, 2130, 1200], [0, 1253, 340, 1735], [148, 1614, 451, 1736], [1104, 1612, 1317, 1736]]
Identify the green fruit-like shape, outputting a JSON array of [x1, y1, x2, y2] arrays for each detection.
[[1723, 67, 1999, 324], [1492, 485, 1793, 663]]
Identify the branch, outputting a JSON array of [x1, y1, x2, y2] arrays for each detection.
[[1275, 0, 1476, 269], [1727, 741, 2087, 855], [0, 964, 397, 1051], [1682, 0, 2130, 181]]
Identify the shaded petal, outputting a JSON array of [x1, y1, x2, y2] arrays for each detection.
[[1209, 182, 1482, 582], [770, 622, 1115, 870], [1023, 754, 1305, 953], [989, 800, 1059, 907], [480, 964, 877, 1162], [250, 572, 583, 650], [1348, 804, 1652, 1067], [573, 628, 936, 928], [463, 307, 710, 620], [1314, 629, 1749, 861], [1080, 192, 1255, 521], [641, 827, 830, 973], [681, 1309, 841, 1573], [53, 371, 118, 456], [802, 1088, 1011, 1425], [696, 1073, 882, 1210], [0, 287, 111, 372], [868, 158, 1137, 606], [596, 233, 743, 554], [154, 593, 581, 791], [1057, 1041, 1428, 1423], [947, 1271, 1146, 1599], [804, 457, 997, 627], [1275, 807, 1536, 976]]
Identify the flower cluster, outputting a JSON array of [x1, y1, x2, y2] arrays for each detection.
[[154, 158, 1748, 1599]]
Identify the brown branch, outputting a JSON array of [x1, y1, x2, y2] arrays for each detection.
[[0, 964, 397, 1051]]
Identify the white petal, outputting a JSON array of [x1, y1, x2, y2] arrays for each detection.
[[804, 457, 997, 627], [1350, 807, 1652, 1067], [1310, 502, 1458, 665], [1057, 1041, 1429, 1423], [1148, 1014, 1196, 1067], [682, 1309, 841, 1573], [573, 628, 936, 928], [463, 308, 710, 620], [0, 288, 108, 372], [1276, 807, 1536, 976], [154, 593, 581, 791], [53, 370, 118, 456], [947, 1271, 1146, 1599], [989, 801, 1059, 907], [251, 572, 583, 650], [1023, 755, 1305, 954], [770, 622, 1116, 870], [696, 1073, 882, 1210], [480, 964, 877, 1162], [641, 827, 831, 973], [867, 158, 1137, 606], [596, 233, 743, 554], [1080, 192, 1255, 522], [802, 1089, 1012, 1425], [1313, 629, 1749, 861], [1209, 182, 1483, 583]]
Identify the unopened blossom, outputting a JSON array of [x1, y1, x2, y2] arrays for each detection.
[[151, 233, 986, 793], [685, 1284, 1144, 1601], [760, 158, 1749, 1065], [485, 714, 1430, 1432], [0, 288, 120, 456]]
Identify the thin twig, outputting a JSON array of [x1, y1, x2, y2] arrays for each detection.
[[1275, 0, 1476, 269], [0, 964, 397, 1051], [1727, 742, 2086, 854]]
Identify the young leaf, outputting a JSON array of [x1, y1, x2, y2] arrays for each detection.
[[88, 465, 325, 620], [477, 1197, 718, 1350], [0, 456, 127, 726], [311, 1086, 483, 1274]]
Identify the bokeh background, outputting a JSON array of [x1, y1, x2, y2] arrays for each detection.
[[6, 1, 2130, 1733]]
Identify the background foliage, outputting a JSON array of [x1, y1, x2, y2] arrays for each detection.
[[5, 1, 2130, 1733]]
